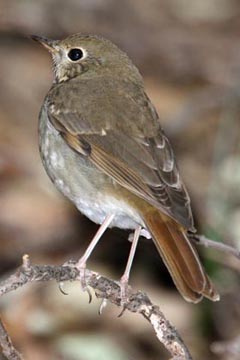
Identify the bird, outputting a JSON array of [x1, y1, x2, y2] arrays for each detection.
[[32, 33, 219, 303]]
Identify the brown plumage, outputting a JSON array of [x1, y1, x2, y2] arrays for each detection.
[[34, 33, 219, 302], [142, 210, 219, 302]]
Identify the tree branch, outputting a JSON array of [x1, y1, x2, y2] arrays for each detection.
[[0, 319, 23, 360], [189, 234, 240, 259], [0, 235, 239, 359], [0, 255, 192, 360]]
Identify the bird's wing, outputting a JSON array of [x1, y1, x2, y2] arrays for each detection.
[[47, 76, 194, 230]]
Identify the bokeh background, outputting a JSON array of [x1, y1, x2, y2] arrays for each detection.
[[0, 1, 240, 359]]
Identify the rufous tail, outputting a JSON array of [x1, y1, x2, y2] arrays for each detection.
[[142, 209, 219, 303]]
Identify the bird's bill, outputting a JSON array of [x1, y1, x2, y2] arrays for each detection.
[[31, 35, 59, 53]]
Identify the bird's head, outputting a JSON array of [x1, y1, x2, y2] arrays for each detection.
[[31, 33, 141, 83]]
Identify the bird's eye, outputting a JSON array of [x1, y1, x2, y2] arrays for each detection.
[[68, 48, 84, 61]]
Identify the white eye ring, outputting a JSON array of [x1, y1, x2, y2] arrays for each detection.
[[67, 47, 87, 62]]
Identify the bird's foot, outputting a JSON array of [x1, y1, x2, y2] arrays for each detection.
[[75, 259, 87, 289], [119, 274, 130, 306], [75, 260, 92, 303]]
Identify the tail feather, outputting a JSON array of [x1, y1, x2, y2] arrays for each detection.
[[142, 209, 219, 303], [202, 273, 219, 301]]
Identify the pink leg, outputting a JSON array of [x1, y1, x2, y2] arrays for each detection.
[[76, 213, 115, 269], [120, 225, 142, 302]]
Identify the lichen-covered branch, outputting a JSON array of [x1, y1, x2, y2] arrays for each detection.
[[0, 255, 192, 360], [0, 319, 23, 360]]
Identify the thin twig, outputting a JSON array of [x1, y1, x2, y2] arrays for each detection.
[[0, 255, 192, 360], [190, 234, 240, 259], [0, 319, 23, 360]]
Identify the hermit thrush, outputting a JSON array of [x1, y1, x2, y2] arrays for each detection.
[[32, 34, 219, 303]]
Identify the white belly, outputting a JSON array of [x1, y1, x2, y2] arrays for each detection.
[[39, 107, 143, 230]]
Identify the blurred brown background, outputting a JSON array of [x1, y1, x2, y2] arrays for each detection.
[[0, 1, 240, 359]]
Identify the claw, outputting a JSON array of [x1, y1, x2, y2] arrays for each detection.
[[86, 287, 92, 303], [58, 282, 68, 295], [117, 304, 127, 318], [98, 298, 108, 315]]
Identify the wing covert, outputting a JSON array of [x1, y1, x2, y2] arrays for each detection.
[[47, 76, 195, 230]]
